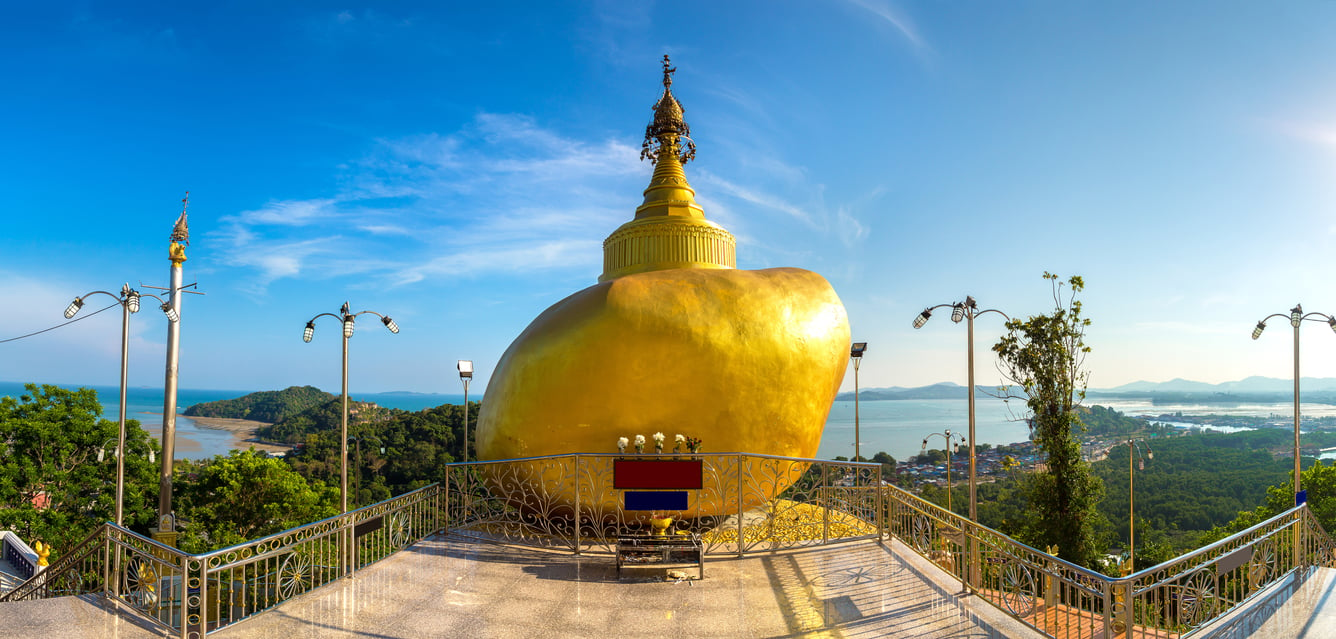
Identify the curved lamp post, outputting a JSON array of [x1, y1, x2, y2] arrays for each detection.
[[1252, 304, 1336, 503], [64, 284, 176, 526], [850, 343, 867, 461], [457, 360, 473, 463], [921, 429, 966, 512], [1125, 439, 1152, 573], [913, 296, 1010, 523], [303, 302, 399, 514]]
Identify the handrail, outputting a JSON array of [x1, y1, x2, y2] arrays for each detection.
[[0, 531, 41, 582], [0, 524, 113, 603], [0, 485, 443, 637], [882, 480, 1336, 638]]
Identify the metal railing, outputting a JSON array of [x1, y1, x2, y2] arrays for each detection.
[[0, 531, 42, 585], [444, 453, 883, 555], [3, 453, 1333, 639], [0, 484, 442, 637], [882, 482, 1336, 638]]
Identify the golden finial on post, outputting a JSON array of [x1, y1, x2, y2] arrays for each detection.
[[641, 55, 696, 165], [661, 54, 675, 89], [169, 191, 189, 264]]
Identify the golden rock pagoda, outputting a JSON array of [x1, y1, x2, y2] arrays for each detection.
[[475, 56, 850, 518]]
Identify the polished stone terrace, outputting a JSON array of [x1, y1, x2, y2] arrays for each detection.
[[0, 535, 1038, 638], [5, 537, 1335, 638]]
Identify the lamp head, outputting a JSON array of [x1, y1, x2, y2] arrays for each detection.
[[303, 321, 315, 343], [1291, 305, 1303, 327], [64, 298, 84, 319], [458, 359, 473, 380], [912, 309, 931, 329], [850, 342, 867, 358], [160, 303, 179, 323], [122, 283, 140, 313], [1252, 322, 1266, 340], [1329, 317, 1336, 335], [951, 303, 965, 323], [342, 314, 355, 338], [381, 315, 399, 334]]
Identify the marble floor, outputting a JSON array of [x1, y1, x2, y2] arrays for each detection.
[[5, 537, 1333, 638], [216, 535, 1037, 638]]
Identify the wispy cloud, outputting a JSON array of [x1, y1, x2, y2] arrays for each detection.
[[695, 169, 820, 228], [844, 0, 928, 52], [1265, 118, 1336, 149], [212, 113, 645, 295]]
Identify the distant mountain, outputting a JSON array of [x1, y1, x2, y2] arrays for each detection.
[[836, 382, 995, 401], [846, 376, 1336, 403], [1094, 376, 1336, 395]]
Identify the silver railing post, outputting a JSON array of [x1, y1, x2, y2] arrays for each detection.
[[574, 455, 582, 556], [822, 463, 830, 545], [736, 454, 744, 558]]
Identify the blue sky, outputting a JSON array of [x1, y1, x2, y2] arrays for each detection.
[[3, 2, 1336, 395]]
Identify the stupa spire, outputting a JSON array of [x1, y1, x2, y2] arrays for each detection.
[[600, 56, 736, 282]]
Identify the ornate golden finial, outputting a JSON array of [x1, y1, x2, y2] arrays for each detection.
[[641, 54, 696, 165], [169, 191, 189, 265], [661, 54, 675, 89]]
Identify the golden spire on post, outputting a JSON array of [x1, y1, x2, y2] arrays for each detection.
[[641, 55, 696, 166], [600, 56, 735, 282], [169, 191, 189, 265]]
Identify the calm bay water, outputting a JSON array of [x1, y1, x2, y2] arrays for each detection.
[[0, 382, 462, 460], [2, 381, 1326, 462], [816, 397, 1033, 462]]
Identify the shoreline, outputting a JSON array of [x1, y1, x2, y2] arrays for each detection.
[[146, 412, 293, 456]]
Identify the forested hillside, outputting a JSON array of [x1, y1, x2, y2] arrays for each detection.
[[183, 385, 335, 423]]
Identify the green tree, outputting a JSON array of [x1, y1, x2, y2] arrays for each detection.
[[174, 450, 339, 553], [871, 451, 896, 481], [994, 273, 1106, 567], [1201, 459, 1336, 545], [0, 384, 159, 549]]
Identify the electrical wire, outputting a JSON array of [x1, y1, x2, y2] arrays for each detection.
[[0, 302, 121, 344]]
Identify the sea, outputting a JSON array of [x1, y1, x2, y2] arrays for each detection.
[[2, 381, 1331, 462], [0, 382, 462, 461]]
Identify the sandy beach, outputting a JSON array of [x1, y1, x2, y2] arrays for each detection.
[[142, 413, 293, 457]]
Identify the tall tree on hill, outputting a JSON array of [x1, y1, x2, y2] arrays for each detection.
[[0, 384, 160, 548], [994, 273, 1106, 568]]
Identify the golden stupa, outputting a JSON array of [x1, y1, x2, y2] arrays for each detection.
[[474, 56, 851, 518]]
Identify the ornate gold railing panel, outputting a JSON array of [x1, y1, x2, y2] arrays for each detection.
[[444, 453, 882, 556], [881, 482, 1336, 639], [0, 484, 442, 638]]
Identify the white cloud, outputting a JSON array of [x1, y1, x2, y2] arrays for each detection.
[[212, 113, 647, 294], [695, 169, 819, 228], [844, 0, 928, 52]]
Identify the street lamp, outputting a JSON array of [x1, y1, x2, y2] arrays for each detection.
[[850, 342, 867, 461], [913, 296, 1010, 523], [64, 284, 176, 526], [1252, 304, 1336, 503], [303, 301, 399, 514], [1125, 439, 1152, 573], [458, 360, 473, 463], [921, 429, 966, 512]]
